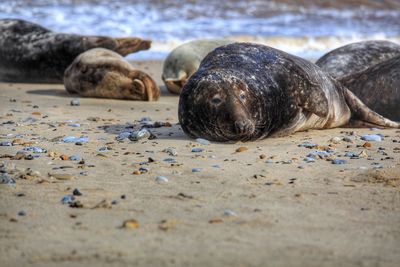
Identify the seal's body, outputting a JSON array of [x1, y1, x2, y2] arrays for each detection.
[[0, 19, 151, 83], [162, 39, 232, 94], [64, 48, 160, 101], [178, 43, 399, 142], [339, 55, 400, 121], [316, 40, 400, 78]]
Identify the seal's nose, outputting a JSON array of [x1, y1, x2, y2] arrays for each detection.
[[234, 119, 254, 135]]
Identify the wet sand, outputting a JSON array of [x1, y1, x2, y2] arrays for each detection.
[[0, 60, 400, 267]]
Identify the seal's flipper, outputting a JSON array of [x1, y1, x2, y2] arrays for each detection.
[[344, 89, 400, 128], [298, 83, 330, 118]]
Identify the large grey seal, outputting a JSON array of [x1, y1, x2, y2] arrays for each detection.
[[162, 39, 232, 94], [64, 48, 160, 101], [178, 43, 399, 142], [338, 55, 400, 121], [0, 19, 151, 83], [315, 40, 400, 78]]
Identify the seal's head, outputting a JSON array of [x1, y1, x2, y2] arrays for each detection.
[[179, 70, 264, 142]]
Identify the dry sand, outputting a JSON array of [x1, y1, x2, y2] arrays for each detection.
[[1, 60, 400, 267]]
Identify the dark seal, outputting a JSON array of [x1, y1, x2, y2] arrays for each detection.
[[178, 43, 399, 142], [338, 55, 400, 121], [316, 40, 400, 78], [0, 19, 151, 83]]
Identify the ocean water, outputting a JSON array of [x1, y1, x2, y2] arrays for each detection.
[[1, 0, 399, 60]]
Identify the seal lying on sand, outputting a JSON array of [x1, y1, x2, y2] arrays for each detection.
[[0, 19, 151, 83], [64, 48, 160, 101], [338, 55, 400, 121], [162, 39, 232, 94], [316, 40, 400, 78], [178, 43, 399, 142]]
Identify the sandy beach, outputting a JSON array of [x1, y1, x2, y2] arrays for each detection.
[[1, 60, 400, 267]]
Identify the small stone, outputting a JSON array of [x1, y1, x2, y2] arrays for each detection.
[[330, 137, 341, 144], [24, 154, 34, 160], [62, 136, 89, 143], [132, 170, 141, 175], [18, 210, 26, 216], [0, 173, 16, 186], [191, 148, 204, 153], [69, 155, 81, 161], [0, 141, 12, 146], [343, 137, 353, 143], [332, 159, 347, 165], [363, 142, 372, 148], [223, 210, 237, 217], [304, 157, 315, 163], [129, 129, 155, 141], [23, 146, 46, 153], [60, 155, 69, 160], [259, 154, 267, 159], [163, 147, 178, 156], [120, 194, 126, 199], [158, 219, 179, 231], [49, 173, 74, 180], [72, 188, 82, 196], [61, 195, 75, 204], [155, 176, 168, 183], [235, 147, 248, 153], [192, 168, 202, 173], [361, 134, 382, 142], [122, 219, 140, 229], [196, 138, 210, 145], [298, 142, 317, 148], [111, 200, 118, 205], [70, 99, 80, 106], [116, 132, 131, 141], [209, 219, 224, 224]]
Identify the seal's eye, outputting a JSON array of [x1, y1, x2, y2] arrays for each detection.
[[239, 92, 246, 101], [211, 97, 222, 105]]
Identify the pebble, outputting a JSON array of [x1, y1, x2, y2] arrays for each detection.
[[61, 195, 75, 204], [361, 134, 382, 142], [304, 157, 315, 163], [0, 173, 16, 186], [223, 210, 237, 217], [196, 138, 210, 145], [0, 141, 12, 146], [342, 137, 353, 143], [330, 137, 341, 144], [122, 219, 140, 229], [344, 152, 357, 158], [69, 155, 81, 161], [129, 129, 153, 141], [235, 147, 248, 153], [48, 173, 74, 180], [68, 123, 81, 127], [155, 176, 169, 183], [23, 146, 46, 153], [191, 148, 204, 153], [70, 99, 80, 106], [18, 210, 26, 216], [307, 150, 331, 158], [72, 188, 82, 196], [192, 168, 202, 173], [298, 141, 317, 148], [363, 142, 372, 148], [62, 136, 89, 143], [371, 163, 383, 169], [163, 147, 178, 156], [98, 147, 110, 152], [332, 159, 347, 165], [116, 132, 132, 141]]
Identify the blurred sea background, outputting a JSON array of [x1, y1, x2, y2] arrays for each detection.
[[1, 0, 399, 60]]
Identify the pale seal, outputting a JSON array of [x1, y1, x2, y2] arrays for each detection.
[[0, 19, 151, 83], [338, 55, 400, 121], [162, 39, 232, 94], [178, 43, 399, 142], [316, 40, 400, 78], [64, 48, 160, 101]]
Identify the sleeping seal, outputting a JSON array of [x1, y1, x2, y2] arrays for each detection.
[[178, 43, 399, 142], [316, 40, 400, 78], [0, 19, 151, 83], [162, 39, 232, 94], [338, 55, 400, 121], [64, 48, 160, 101]]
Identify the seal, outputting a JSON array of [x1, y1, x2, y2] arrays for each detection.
[[64, 48, 160, 101], [338, 55, 400, 121], [0, 19, 152, 83], [178, 43, 399, 142], [162, 39, 232, 94], [316, 40, 400, 78]]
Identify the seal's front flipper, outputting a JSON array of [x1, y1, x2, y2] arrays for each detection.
[[296, 82, 329, 118], [344, 89, 400, 128]]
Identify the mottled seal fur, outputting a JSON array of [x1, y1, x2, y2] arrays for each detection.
[[338, 55, 400, 121], [316, 40, 400, 78], [0, 19, 151, 83], [178, 43, 399, 142], [162, 39, 232, 94], [64, 48, 160, 101]]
